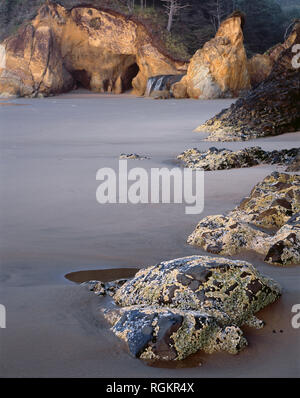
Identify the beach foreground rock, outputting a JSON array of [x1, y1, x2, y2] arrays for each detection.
[[188, 173, 300, 266], [99, 256, 281, 360]]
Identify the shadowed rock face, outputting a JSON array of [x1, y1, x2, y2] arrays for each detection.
[[0, 2, 186, 97], [188, 173, 300, 266], [172, 12, 251, 99], [247, 54, 274, 88], [195, 22, 300, 141], [101, 255, 281, 360]]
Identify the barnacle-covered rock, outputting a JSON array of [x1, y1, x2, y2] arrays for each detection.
[[187, 173, 300, 265], [105, 255, 281, 360], [187, 215, 266, 256], [265, 213, 300, 266], [177, 147, 299, 171], [231, 172, 300, 229], [81, 278, 128, 296], [104, 305, 247, 360]]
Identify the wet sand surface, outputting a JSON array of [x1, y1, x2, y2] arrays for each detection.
[[0, 92, 299, 377]]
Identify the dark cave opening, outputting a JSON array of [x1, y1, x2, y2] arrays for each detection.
[[71, 62, 139, 93], [121, 63, 139, 92], [72, 69, 91, 90]]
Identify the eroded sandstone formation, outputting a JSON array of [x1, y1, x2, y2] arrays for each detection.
[[177, 146, 300, 171], [188, 172, 300, 266], [0, 1, 186, 97], [172, 12, 251, 99], [96, 256, 281, 360], [195, 22, 300, 141]]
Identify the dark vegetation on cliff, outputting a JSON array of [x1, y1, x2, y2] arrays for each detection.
[[0, 0, 299, 60]]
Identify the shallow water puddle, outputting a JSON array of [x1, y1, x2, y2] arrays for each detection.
[[65, 267, 139, 283]]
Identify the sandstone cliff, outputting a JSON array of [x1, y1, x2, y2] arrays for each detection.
[[0, 1, 186, 97], [172, 12, 251, 100], [195, 22, 300, 141]]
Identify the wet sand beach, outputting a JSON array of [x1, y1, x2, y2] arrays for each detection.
[[0, 91, 299, 377]]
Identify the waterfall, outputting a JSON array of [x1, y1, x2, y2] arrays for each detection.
[[145, 74, 185, 96], [0, 45, 6, 69]]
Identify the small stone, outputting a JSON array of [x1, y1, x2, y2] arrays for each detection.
[[120, 153, 151, 160]]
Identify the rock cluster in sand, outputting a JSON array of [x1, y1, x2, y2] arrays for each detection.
[[0, 2, 185, 98], [97, 256, 281, 360], [188, 172, 300, 266], [177, 146, 300, 171]]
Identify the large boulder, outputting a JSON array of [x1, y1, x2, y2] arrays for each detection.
[[102, 255, 281, 360], [0, 2, 186, 97], [172, 12, 251, 99], [195, 22, 300, 141], [188, 172, 300, 266]]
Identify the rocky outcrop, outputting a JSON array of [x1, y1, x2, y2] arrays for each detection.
[[172, 12, 251, 99], [100, 256, 281, 360], [177, 146, 300, 171], [188, 172, 300, 266], [0, 2, 186, 97], [195, 22, 300, 141]]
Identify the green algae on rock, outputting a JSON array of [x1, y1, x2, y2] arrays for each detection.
[[187, 172, 300, 266], [102, 255, 281, 361]]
